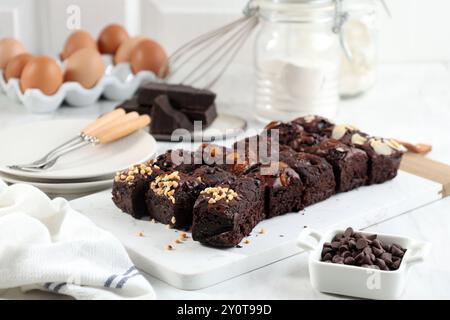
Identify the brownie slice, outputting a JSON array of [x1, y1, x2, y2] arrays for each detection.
[[292, 115, 335, 135], [191, 165, 236, 187], [279, 148, 336, 207], [138, 82, 216, 109], [246, 162, 304, 218], [355, 136, 404, 185], [304, 139, 369, 192], [264, 121, 304, 145], [150, 95, 194, 135], [153, 149, 202, 173], [146, 171, 204, 229], [112, 162, 160, 219], [192, 177, 265, 248], [232, 134, 280, 168], [197, 144, 251, 175]]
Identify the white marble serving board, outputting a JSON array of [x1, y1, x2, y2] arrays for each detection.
[[70, 171, 442, 290]]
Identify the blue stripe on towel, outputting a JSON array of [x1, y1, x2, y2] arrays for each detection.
[[116, 272, 140, 289], [104, 266, 138, 288], [53, 283, 67, 293]]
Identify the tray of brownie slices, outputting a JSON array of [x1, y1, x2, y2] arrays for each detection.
[[116, 82, 247, 141], [71, 115, 441, 290]]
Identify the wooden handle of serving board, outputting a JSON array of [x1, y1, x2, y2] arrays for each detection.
[[96, 115, 151, 144], [400, 153, 450, 198], [82, 108, 126, 136]]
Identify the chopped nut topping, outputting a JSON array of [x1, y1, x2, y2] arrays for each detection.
[[332, 124, 358, 141], [171, 216, 177, 224], [114, 161, 154, 184], [260, 229, 267, 235], [335, 147, 346, 153], [180, 233, 188, 240], [151, 219, 156, 224], [201, 187, 238, 204], [165, 245, 174, 251], [150, 171, 181, 204], [244, 239, 251, 245], [138, 232, 145, 237], [351, 133, 368, 145], [370, 138, 394, 156], [175, 239, 183, 244], [303, 115, 316, 123]]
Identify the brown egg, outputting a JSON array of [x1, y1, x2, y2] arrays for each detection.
[[4, 53, 33, 81], [98, 24, 129, 55], [0, 38, 27, 69], [114, 36, 146, 64], [130, 39, 168, 77], [20, 56, 63, 95], [61, 30, 98, 60], [64, 48, 105, 89]]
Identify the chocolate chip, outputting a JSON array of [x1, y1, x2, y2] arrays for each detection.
[[348, 239, 357, 249], [380, 252, 393, 264], [372, 239, 382, 249], [363, 246, 373, 255], [376, 258, 388, 271], [391, 245, 405, 258], [332, 255, 344, 264], [341, 251, 352, 259], [323, 253, 333, 261], [339, 245, 349, 253], [344, 257, 355, 265], [366, 234, 377, 241], [331, 241, 341, 249], [354, 232, 363, 239], [391, 260, 401, 270], [344, 227, 354, 238], [356, 238, 369, 250], [334, 233, 344, 241], [372, 247, 384, 257], [323, 242, 332, 248], [362, 253, 372, 265], [322, 247, 333, 257]]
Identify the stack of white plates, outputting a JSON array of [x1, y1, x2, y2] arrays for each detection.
[[0, 119, 157, 197]]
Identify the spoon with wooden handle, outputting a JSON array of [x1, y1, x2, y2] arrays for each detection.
[[9, 113, 151, 172]]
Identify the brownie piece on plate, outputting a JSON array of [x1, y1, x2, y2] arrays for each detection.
[[304, 139, 368, 192], [246, 162, 304, 218], [192, 177, 265, 248], [146, 171, 204, 229], [232, 135, 278, 168], [112, 162, 160, 219], [264, 121, 304, 145], [279, 148, 336, 207], [355, 136, 404, 185], [292, 115, 335, 136], [153, 149, 201, 173], [138, 82, 216, 109]]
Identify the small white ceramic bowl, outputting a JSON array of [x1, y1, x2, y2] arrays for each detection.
[[297, 227, 430, 300]]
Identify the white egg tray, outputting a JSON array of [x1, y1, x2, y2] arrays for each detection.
[[0, 55, 156, 113]]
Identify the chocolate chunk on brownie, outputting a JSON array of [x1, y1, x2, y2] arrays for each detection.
[[153, 149, 201, 173], [233, 135, 279, 168], [293, 115, 335, 136], [198, 144, 251, 175], [192, 177, 265, 248], [146, 171, 204, 229], [150, 95, 194, 135], [355, 137, 404, 185], [289, 132, 324, 152], [264, 121, 304, 145], [303, 139, 368, 192], [138, 82, 216, 109], [246, 162, 304, 218], [279, 148, 336, 207], [192, 166, 236, 187], [112, 162, 159, 219]]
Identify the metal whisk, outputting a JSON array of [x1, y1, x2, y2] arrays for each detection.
[[160, 0, 259, 89]]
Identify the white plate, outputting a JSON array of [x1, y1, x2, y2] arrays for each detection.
[[0, 173, 112, 195], [0, 119, 157, 181]]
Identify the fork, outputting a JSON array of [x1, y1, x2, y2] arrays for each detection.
[[8, 111, 150, 172]]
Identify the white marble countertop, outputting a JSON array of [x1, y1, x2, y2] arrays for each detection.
[[1, 62, 450, 300]]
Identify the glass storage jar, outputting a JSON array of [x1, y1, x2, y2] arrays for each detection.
[[339, 0, 378, 98], [254, 0, 343, 123]]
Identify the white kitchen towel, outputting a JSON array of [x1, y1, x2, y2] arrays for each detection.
[[0, 181, 156, 300]]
